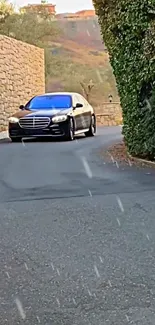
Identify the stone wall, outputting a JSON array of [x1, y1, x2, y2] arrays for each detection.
[[95, 102, 122, 126], [0, 35, 45, 131]]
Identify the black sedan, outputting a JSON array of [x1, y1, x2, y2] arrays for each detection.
[[8, 92, 96, 142]]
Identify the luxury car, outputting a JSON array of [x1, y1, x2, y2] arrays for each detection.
[[8, 92, 96, 142]]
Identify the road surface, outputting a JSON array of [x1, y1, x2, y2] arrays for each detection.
[[1, 126, 155, 325]]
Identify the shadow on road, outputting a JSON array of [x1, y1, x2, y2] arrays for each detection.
[[0, 134, 86, 144]]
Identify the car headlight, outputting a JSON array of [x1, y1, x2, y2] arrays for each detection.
[[9, 117, 19, 123], [52, 115, 67, 123]]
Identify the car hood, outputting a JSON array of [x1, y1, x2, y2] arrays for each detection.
[[12, 108, 72, 118]]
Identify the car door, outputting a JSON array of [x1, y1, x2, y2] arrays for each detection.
[[80, 95, 92, 129], [72, 94, 83, 131]]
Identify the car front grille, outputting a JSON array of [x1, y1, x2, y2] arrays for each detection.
[[19, 117, 50, 129]]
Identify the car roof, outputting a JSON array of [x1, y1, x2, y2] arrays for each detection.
[[36, 92, 83, 98]]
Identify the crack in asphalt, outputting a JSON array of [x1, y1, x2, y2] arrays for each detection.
[[1, 187, 155, 203]]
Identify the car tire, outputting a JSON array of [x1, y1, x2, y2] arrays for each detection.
[[11, 138, 22, 143], [65, 118, 75, 141], [85, 115, 96, 137]]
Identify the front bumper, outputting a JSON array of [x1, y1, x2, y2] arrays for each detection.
[[9, 121, 70, 139]]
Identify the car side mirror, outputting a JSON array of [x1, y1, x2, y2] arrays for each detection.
[[75, 103, 83, 108], [19, 105, 25, 110]]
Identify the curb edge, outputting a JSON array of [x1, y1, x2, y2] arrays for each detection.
[[127, 152, 155, 167]]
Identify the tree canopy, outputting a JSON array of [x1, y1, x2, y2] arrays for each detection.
[[0, 0, 60, 47], [93, 0, 155, 159], [0, 0, 14, 22], [0, 0, 61, 79]]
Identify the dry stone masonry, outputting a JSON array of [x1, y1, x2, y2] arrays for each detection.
[[95, 103, 122, 126], [0, 35, 45, 131]]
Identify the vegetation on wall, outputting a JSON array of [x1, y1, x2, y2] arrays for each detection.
[[93, 0, 155, 158]]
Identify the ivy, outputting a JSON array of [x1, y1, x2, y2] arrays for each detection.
[[93, 0, 155, 159]]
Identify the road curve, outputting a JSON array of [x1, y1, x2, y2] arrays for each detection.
[[1, 126, 155, 325]]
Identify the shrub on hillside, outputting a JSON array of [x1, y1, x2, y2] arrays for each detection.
[[93, 0, 155, 159]]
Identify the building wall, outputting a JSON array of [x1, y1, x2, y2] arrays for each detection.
[[21, 4, 56, 15], [95, 103, 122, 125], [0, 35, 45, 131]]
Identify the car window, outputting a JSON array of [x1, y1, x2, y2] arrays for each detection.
[[78, 95, 88, 107], [73, 95, 80, 106], [82, 97, 89, 106], [25, 95, 72, 110], [75, 94, 83, 105]]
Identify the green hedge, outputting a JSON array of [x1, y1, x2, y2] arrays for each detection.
[[93, 0, 155, 159]]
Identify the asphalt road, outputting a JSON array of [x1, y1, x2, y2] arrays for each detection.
[[1, 126, 155, 325]]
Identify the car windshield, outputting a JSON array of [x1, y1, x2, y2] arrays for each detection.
[[25, 95, 72, 110]]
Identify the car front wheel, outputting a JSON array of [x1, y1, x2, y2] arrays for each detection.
[[85, 115, 96, 137], [65, 118, 74, 141]]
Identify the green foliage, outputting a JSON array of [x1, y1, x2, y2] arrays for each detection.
[[0, 4, 61, 88], [0, 0, 14, 22], [93, 0, 155, 158], [0, 10, 60, 47]]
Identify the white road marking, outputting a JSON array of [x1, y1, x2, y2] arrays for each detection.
[[37, 316, 41, 323], [116, 218, 121, 226], [110, 154, 115, 163], [56, 298, 60, 307], [128, 159, 132, 166], [72, 298, 76, 305], [115, 161, 119, 168], [51, 262, 55, 270], [15, 298, 26, 320], [99, 256, 103, 263], [24, 263, 28, 270], [56, 268, 60, 276], [81, 156, 93, 178], [146, 234, 150, 241], [88, 189, 92, 197], [108, 280, 112, 287], [5, 271, 10, 279], [116, 196, 124, 212], [22, 139, 25, 147], [94, 264, 100, 278], [125, 315, 130, 322], [88, 289, 92, 296]]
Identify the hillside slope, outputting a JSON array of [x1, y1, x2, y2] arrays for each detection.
[[46, 19, 118, 105], [58, 17, 104, 50]]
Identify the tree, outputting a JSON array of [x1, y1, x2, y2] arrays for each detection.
[[0, 0, 14, 22], [0, 6, 61, 79], [0, 10, 60, 48], [80, 80, 94, 102], [93, 0, 155, 159]]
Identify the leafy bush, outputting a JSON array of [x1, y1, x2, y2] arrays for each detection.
[[93, 0, 155, 159], [0, 10, 60, 47]]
